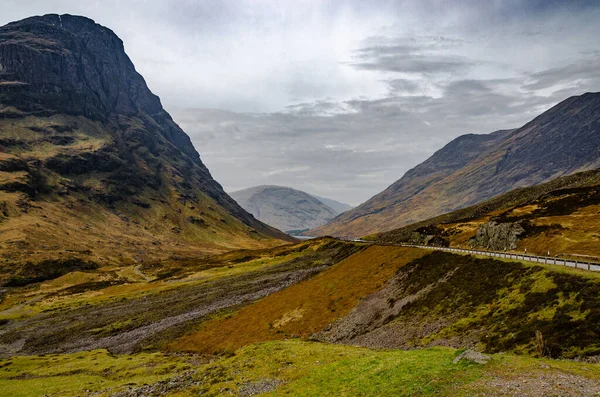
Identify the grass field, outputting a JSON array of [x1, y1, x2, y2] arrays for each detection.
[[2, 340, 599, 396]]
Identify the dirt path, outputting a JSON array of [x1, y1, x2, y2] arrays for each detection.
[[0, 294, 44, 317], [133, 265, 153, 282]]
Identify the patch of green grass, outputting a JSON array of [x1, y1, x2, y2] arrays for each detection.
[[194, 340, 600, 396], [3, 340, 600, 396], [196, 340, 482, 396], [0, 349, 190, 397]]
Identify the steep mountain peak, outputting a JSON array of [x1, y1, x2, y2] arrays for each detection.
[[0, 14, 163, 119], [0, 15, 291, 270]]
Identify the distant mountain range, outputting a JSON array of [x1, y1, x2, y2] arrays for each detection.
[[0, 14, 291, 273], [308, 92, 600, 238], [230, 185, 351, 234], [310, 194, 353, 214]]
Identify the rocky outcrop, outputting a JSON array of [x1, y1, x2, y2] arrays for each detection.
[[452, 349, 491, 365], [469, 221, 525, 250], [407, 226, 450, 247]]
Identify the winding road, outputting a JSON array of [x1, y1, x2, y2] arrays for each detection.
[[351, 240, 600, 272]]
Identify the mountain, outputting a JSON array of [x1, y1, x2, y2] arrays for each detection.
[[230, 185, 339, 233], [372, 167, 600, 257], [0, 14, 291, 274], [308, 93, 600, 238], [310, 194, 353, 214]]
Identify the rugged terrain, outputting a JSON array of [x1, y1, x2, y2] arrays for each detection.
[[0, 14, 291, 280], [2, 13, 600, 397], [373, 167, 600, 258], [3, 239, 600, 396], [230, 185, 340, 234], [309, 92, 600, 237]]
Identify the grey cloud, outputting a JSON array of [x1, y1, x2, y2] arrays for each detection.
[[523, 57, 600, 91], [350, 36, 474, 75], [353, 55, 474, 75], [386, 79, 421, 94]]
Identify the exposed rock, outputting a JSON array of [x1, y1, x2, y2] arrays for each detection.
[[239, 378, 283, 396], [469, 221, 525, 250], [408, 226, 450, 247], [452, 349, 491, 365], [101, 371, 199, 397]]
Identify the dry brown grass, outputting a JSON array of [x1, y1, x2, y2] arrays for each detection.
[[171, 246, 427, 354]]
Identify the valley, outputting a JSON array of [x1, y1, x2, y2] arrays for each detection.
[[1, 8, 600, 397], [3, 238, 600, 395]]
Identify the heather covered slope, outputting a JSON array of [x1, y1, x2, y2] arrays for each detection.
[[373, 167, 600, 258], [230, 185, 339, 233], [310, 92, 600, 237], [174, 246, 600, 360], [0, 14, 291, 275], [3, 239, 600, 395]]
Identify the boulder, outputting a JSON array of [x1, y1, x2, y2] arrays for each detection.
[[453, 349, 491, 365]]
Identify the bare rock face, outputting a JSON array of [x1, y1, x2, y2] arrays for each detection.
[[407, 225, 450, 247], [0, 14, 162, 119], [469, 221, 525, 250]]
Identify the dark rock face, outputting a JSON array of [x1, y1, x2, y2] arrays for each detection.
[[469, 221, 525, 250], [310, 92, 600, 237], [0, 14, 290, 247], [0, 14, 161, 119]]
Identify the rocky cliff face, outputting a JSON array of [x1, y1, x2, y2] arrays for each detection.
[[309, 92, 600, 238], [469, 221, 525, 251], [0, 14, 290, 270], [230, 185, 339, 233]]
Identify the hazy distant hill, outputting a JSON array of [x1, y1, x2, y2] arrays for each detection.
[[311, 194, 353, 214], [309, 93, 600, 238], [0, 14, 291, 274], [230, 185, 339, 233]]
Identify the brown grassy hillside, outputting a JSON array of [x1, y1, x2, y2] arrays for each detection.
[[171, 247, 600, 359], [373, 167, 600, 258]]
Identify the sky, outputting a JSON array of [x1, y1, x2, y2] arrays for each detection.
[[2, 0, 600, 206]]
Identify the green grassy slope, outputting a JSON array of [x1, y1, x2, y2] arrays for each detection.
[[2, 341, 600, 397]]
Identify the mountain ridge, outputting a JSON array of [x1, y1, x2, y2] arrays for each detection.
[[308, 92, 600, 238], [310, 194, 353, 214]]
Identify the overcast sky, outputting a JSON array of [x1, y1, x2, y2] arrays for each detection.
[[2, 0, 600, 205]]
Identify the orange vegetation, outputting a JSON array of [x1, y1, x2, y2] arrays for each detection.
[[171, 246, 427, 354]]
